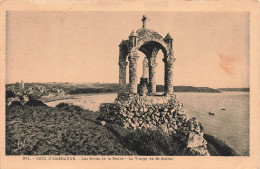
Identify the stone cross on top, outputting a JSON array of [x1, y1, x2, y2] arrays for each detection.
[[142, 15, 147, 28]]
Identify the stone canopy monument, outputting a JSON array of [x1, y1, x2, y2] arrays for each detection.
[[118, 15, 176, 96], [99, 15, 209, 156]]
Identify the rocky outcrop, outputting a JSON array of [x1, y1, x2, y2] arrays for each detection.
[[7, 95, 29, 106], [98, 94, 209, 156], [6, 92, 46, 107]]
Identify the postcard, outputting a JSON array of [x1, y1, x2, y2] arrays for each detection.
[[0, 0, 259, 169]]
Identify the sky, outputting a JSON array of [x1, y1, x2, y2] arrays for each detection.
[[6, 11, 249, 88]]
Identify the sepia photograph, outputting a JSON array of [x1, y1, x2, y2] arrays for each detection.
[[4, 11, 250, 157]]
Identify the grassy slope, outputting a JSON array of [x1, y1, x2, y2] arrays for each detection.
[[6, 105, 238, 156], [6, 106, 135, 155]]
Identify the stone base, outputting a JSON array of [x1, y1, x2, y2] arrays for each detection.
[[117, 92, 177, 103], [98, 94, 209, 156]]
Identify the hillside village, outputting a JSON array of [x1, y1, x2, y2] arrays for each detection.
[[6, 81, 66, 106]]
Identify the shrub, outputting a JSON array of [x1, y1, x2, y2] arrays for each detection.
[[56, 102, 70, 108], [10, 101, 23, 106], [56, 102, 84, 113], [121, 129, 183, 156], [25, 99, 47, 107], [6, 90, 16, 100]]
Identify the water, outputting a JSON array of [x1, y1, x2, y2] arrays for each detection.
[[46, 92, 249, 155], [174, 92, 249, 156]]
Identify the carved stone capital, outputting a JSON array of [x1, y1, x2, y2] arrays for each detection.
[[162, 57, 176, 64], [128, 52, 139, 62]]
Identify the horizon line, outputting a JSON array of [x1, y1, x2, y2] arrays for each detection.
[[5, 81, 250, 89]]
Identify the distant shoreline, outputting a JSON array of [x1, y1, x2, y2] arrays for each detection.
[[43, 91, 249, 104], [7, 82, 250, 93], [217, 88, 249, 92]]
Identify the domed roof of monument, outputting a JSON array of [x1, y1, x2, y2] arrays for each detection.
[[136, 28, 163, 39]]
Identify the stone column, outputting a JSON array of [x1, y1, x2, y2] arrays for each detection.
[[148, 47, 159, 95], [149, 64, 157, 94], [128, 52, 139, 94], [163, 56, 175, 96], [118, 61, 128, 93], [118, 40, 128, 93]]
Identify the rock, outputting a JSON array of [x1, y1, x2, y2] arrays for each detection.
[[122, 112, 127, 117], [155, 112, 160, 117], [143, 107, 148, 112], [194, 126, 201, 133], [168, 127, 174, 132], [190, 117, 196, 121], [123, 122, 130, 129], [13, 97, 20, 102], [144, 124, 149, 128], [163, 108, 168, 112], [194, 120, 199, 126], [171, 118, 176, 122], [198, 122, 203, 132], [140, 121, 145, 126], [187, 132, 207, 148], [159, 124, 168, 133], [190, 123, 195, 130], [23, 95, 29, 102], [155, 116, 159, 122], [177, 110, 186, 115], [164, 119, 168, 124], [151, 114, 155, 119], [126, 118, 131, 123], [134, 122, 139, 127], [161, 111, 167, 116], [208, 112, 215, 115], [177, 122, 182, 127], [129, 112, 134, 117], [189, 146, 210, 156], [149, 124, 157, 130], [179, 114, 188, 121], [129, 122, 135, 127], [100, 121, 106, 126]]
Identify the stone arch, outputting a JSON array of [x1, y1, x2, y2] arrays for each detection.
[[137, 39, 169, 58], [118, 16, 175, 96], [135, 39, 174, 95], [138, 40, 168, 59]]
